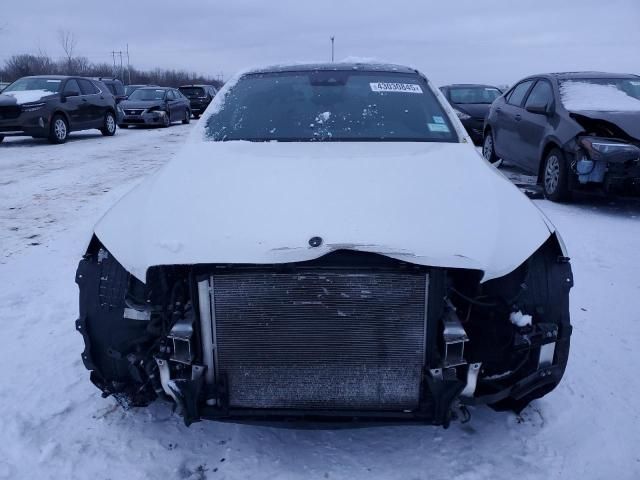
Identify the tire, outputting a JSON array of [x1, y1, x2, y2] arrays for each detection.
[[182, 109, 191, 124], [48, 115, 69, 144], [482, 130, 500, 165], [542, 148, 571, 202], [0, 135, 4, 143], [164, 114, 171, 127], [193, 113, 200, 119], [100, 111, 117, 136]]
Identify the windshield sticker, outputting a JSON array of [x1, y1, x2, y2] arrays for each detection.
[[432, 116, 445, 124], [46, 80, 61, 83], [428, 123, 450, 133], [370, 82, 423, 94]]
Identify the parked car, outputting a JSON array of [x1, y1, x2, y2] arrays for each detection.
[[118, 87, 191, 128], [76, 63, 572, 427], [440, 84, 502, 144], [0, 82, 9, 92], [178, 84, 217, 118], [124, 84, 159, 97], [483, 72, 640, 201], [0, 75, 118, 144], [94, 77, 126, 104]]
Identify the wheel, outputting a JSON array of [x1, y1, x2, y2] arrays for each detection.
[[48, 115, 68, 144], [118, 124, 129, 129], [182, 109, 191, 124], [193, 113, 200, 119], [542, 148, 570, 202], [482, 130, 500, 165], [161, 112, 171, 128], [0, 135, 4, 143], [101, 112, 117, 136]]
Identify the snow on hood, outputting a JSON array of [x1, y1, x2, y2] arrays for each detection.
[[2, 89, 53, 104], [560, 81, 640, 112], [94, 140, 553, 283]]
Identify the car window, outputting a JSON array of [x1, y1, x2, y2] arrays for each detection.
[[525, 80, 554, 108], [167, 90, 175, 100], [206, 71, 459, 142], [174, 90, 183, 99], [78, 79, 99, 95], [449, 86, 502, 104], [3, 77, 62, 93], [506, 80, 534, 107], [63, 79, 81, 94], [128, 89, 166, 101]]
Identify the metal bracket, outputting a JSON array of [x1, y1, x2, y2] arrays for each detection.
[[155, 358, 181, 411], [168, 316, 194, 364], [443, 309, 469, 367], [538, 342, 556, 368], [461, 363, 482, 398]]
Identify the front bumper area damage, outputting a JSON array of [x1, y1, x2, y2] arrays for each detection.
[[120, 109, 168, 126], [76, 236, 572, 427]]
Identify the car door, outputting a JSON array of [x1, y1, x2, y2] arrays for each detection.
[[78, 79, 103, 127], [493, 79, 535, 166], [165, 90, 178, 120], [518, 79, 555, 172], [60, 79, 85, 128], [178, 89, 190, 115], [174, 89, 187, 116]]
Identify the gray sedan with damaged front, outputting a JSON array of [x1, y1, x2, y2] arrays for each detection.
[[483, 72, 640, 201], [119, 87, 191, 128]]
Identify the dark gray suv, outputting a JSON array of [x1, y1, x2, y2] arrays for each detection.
[[0, 75, 118, 144]]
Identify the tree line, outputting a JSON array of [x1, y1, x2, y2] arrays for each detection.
[[0, 53, 223, 88]]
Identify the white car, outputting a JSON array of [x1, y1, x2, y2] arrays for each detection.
[[76, 63, 573, 426]]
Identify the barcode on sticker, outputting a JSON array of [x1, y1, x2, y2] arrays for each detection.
[[370, 82, 423, 94]]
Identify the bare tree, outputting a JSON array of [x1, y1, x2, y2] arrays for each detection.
[[58, 29, 77, 73]]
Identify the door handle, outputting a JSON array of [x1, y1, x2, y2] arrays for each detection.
[[515, 114, 522, 121], [82, 98, 88, 102], [495, 107, 502, 114]]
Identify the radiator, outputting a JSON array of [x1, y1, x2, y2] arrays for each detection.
[[208, 269, 428, 410]]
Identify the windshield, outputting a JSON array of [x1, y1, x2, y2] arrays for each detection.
[[560, 78, 640, 111], [206, 71, 457, 142], [449, 86, 501, 104], [128, 88, 167, 101], [4, 77, 62, 94], [125, 85, 143, 96], [179, 87, 206, 98]]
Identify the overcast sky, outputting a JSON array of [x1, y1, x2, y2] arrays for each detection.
[[1, 0, 639, 85]]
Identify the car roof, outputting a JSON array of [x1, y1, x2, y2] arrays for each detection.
[[525, 72, 640, 81], [23, 75, 71, 80], [137, 86, 171, 90], [179, 84, 214, 88], [244, 62, 418, 75]]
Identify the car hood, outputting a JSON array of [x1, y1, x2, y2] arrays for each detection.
[[0, 90, 56, 105], [120, 100, 164, 109], [454, 103, 492, 119], [568, 110, 640, 140], [93, 141, 554, 283]]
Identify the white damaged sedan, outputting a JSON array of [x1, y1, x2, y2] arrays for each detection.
[[76, 63, 572, 426]]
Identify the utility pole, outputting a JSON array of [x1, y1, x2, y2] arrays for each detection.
[[111, 50, 124, 79], [330, 36, 335, 62], [126, 44, 131, 85]]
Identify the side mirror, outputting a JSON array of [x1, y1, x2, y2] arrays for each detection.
[[63, 90, 80, 98], [526, 102, 552, 116]]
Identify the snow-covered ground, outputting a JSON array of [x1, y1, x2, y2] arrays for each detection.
[[1, 127, 639, 479]]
